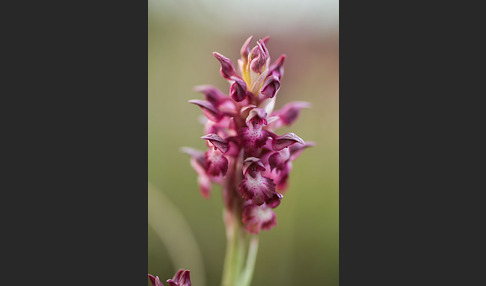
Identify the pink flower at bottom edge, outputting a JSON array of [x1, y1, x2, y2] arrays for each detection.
[[148, 269, 191, 286], [148, 274, 164, 286], [166, 269, 191, 286]]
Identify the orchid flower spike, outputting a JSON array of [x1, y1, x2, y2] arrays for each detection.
[[183, 36, 313, 234]]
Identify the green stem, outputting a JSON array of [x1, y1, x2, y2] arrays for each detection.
[[236, 235, 259, 286], [221, 211, 247, 286]]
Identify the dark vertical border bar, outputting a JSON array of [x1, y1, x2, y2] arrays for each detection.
[[340, 0, 413, 284], [5, 0, 150, 284], [339, 0, 482, 285]]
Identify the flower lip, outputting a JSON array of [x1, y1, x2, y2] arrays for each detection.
[[239, 171, 277, 205], [205, 148, 228, 176], [242, 202, 277, 234], [238, 125, 269, 156]]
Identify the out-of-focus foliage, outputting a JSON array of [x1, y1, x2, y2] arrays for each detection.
[[148, 1, 338, 285]]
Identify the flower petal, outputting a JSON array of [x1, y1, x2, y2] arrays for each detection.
[[261, 96, 276, 116], [272, 133, 305, 151], [289, 141, 315, 161], [262, 35, 270, 45], [148, 275, 164, 286], [182, 147, 207, 175], [240, 35, 253, 61], [268, 54, 286, 79], [275, 101, 311, 126], [213, 52, 237, 80], [178, 270, 191, 286], [189, 99, 223, 122], [275, 163, 291, 191], [166, 280, 178, 286], [266, 192, 283, 208], [197, 173, 211, 198], [194, 85, 227, 107], [182, 147, 213, 198], [172, 269, 184, 283]]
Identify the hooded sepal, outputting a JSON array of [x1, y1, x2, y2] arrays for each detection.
[[230, 76, 251, 102], [242, 157, 266, 176], [201, 133, 229, 153], [261, 74, 280, 99]]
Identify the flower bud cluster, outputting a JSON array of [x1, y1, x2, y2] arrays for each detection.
[[184, 36, 313, 234]]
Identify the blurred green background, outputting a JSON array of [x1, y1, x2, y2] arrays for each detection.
[[148, 0, 338, 285]]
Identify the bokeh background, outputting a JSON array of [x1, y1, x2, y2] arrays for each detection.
[[148, 0, 338, 285]]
